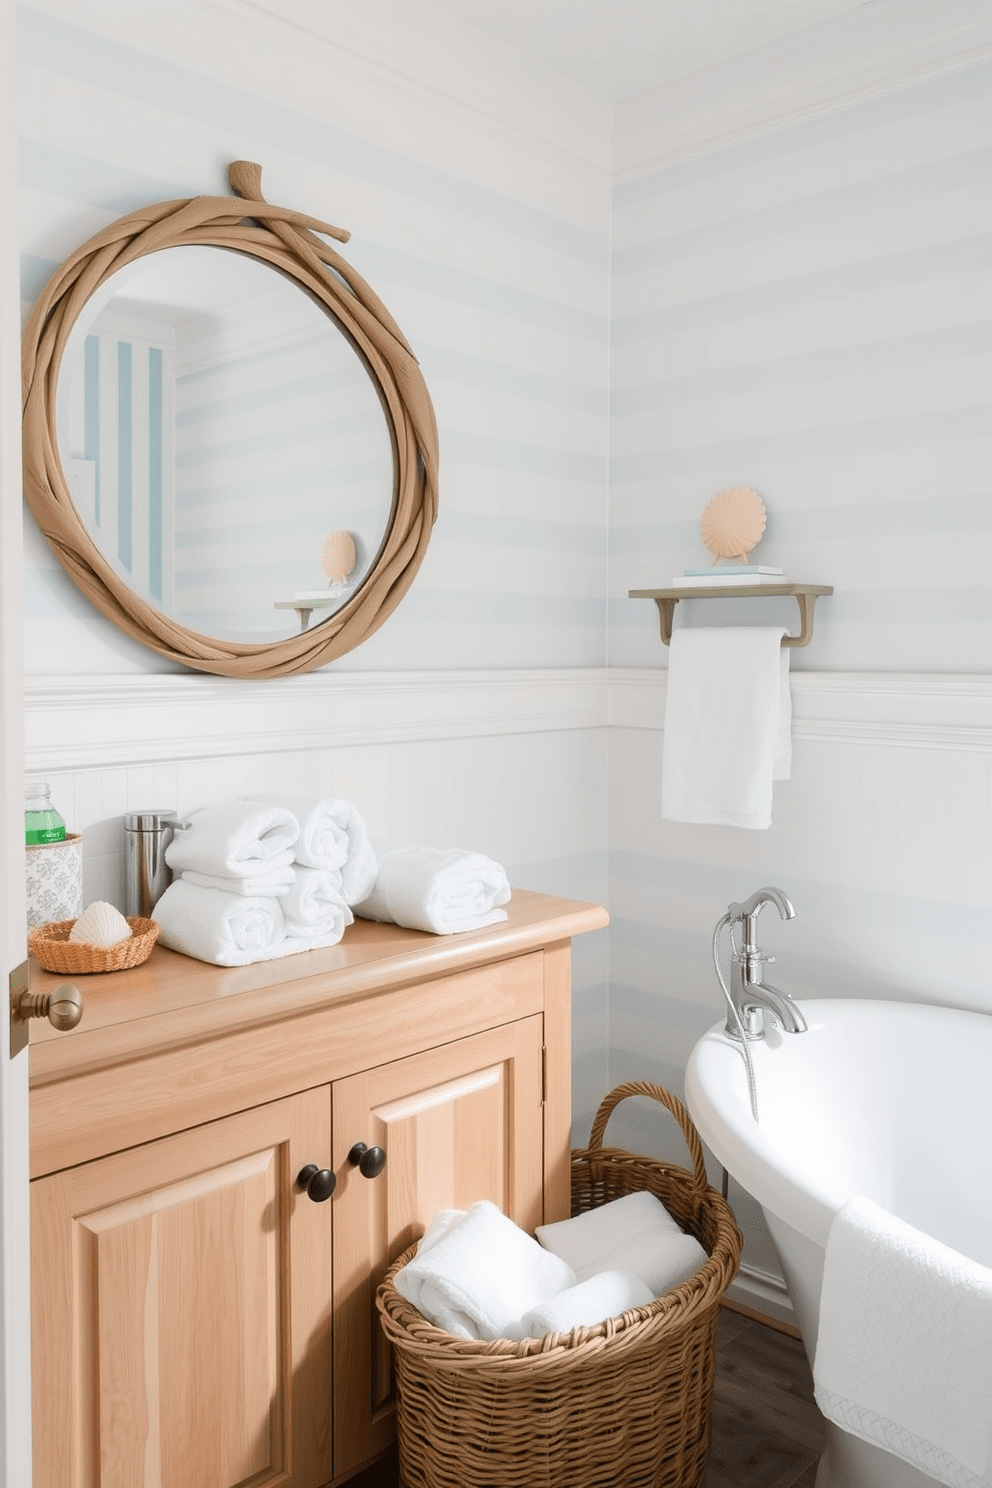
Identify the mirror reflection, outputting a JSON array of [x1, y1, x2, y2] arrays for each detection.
[[56, 246, 395, 643]]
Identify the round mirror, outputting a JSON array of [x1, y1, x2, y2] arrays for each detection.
[[55, 245, 395, 644], [22, 162, 439, 677]]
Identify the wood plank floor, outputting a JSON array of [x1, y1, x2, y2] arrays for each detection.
[[347, 1304, 828, 1487]]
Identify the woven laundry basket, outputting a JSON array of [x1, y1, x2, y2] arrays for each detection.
[[376, 1080, 743, 1488]]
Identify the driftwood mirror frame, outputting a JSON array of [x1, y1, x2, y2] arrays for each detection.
[[21, 161, 439, 678]]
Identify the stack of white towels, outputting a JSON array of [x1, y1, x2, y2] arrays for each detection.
[[152, 797, 514, 966], [393, 1193, 707, 1342], [154, 798, 373, 967]]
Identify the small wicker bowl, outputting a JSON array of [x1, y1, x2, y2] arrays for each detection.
[[28, 916, 159, 974]]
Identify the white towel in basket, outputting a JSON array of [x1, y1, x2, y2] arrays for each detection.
[[537, 1190, 707, 1297], [394, 1201, 576, 1340], [520, 1269, 654, 1339]]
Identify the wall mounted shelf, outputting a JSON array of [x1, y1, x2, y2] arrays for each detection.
[[629, 583, 833, 648]]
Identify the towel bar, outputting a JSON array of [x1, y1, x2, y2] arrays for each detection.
[[629, 584, 833, 648]]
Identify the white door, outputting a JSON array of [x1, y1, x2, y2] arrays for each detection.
[[0, 0, 33, 1479]]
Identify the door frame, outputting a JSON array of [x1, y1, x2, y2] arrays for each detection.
[[0, 0, 33, 1478]]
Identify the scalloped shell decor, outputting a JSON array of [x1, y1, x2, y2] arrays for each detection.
[[322, 530, 358, 585], [700, 486, 766, 563], [69, 899, 132, 947]]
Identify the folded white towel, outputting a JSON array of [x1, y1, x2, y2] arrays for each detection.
[[255, 796, 377, 905], [661, 626, 791, 830], [354, 841, 511, 935], [520, 1269, 654, 1339], [166, 802, 299, 878], [281, 867, 353, 942], [153, 878, 286, 966], [537, 1191, 707, 1297], [393, 1201, 577, 1341], [814, 1196, 992, 1488], [179, 857, 296, 897]]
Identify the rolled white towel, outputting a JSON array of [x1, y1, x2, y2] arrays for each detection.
[[354, 841, 511, 935], [537, 1191, 707, 1297], [154, 878, 285, 966], [254, 796, 377, 905], [166, 802, 299, 878], [520, 1269, 654, 1339], [393, 1200, 576, 1341], [179, 858, 296, 898], [281, 867, 353, 941]]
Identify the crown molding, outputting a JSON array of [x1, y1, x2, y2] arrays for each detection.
[[189, 0, 612, 179], [612, 0, 992, 183]]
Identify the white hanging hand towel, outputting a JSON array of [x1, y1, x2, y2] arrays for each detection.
[[153, 878, 286, 966], [393, 1200, 576, 1340], [166, 802, 299, 877], [661, 626, 791, 829], [520, 1269, 654, 1339], [354, 842, 511, 935], [255, 796, 378, 905], [537, 1191, 707, 1297], [281, 867, 353, 942], [813, 1196, 992, 1488]]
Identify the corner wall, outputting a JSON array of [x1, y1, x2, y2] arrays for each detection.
[[608, 62, 992, 1312]]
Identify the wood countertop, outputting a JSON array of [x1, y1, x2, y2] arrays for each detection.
[[28, 888, 609, 1087]]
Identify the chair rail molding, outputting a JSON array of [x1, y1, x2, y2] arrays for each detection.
[[24, 668, 992, 774], [608, 668, 992, 753]]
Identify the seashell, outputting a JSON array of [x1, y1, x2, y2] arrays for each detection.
[[321, 530, 357, 584], [700, 486, 766, 562], [69, 900, 132, 947]]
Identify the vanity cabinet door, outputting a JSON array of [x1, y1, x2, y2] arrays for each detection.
[[31, 1087, 333, 1488], [330, 1015, 545, 1479]]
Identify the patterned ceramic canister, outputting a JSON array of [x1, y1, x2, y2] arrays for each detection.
[[26, 833, 83, 930]]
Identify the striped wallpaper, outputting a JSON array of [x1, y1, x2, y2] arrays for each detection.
[[15, 1, 992, 1312], [611, 61, 992, 674], [17, 0, 610, 673]]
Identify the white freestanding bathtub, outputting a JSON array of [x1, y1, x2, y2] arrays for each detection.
[[685, 998, 992, 1488]]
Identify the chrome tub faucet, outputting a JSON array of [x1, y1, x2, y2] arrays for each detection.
[[721, 886, 807, 1038]]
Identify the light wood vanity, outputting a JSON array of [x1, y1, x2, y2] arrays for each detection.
[[27, 888, 608, 1488]]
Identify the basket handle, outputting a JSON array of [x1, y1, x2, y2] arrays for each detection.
[[587, 1081, 709, 1194]]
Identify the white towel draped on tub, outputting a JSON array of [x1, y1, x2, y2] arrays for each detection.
[[661, 626, 791, 830], [354, 842, 511, 935], [393, 1201, 576, 1340], [154, 879, 286, 966], [813, 1196, 992, 1488], [166, 802, 299, 878], [255, 795, 378, 905]]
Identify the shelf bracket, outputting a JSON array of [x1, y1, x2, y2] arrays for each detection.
[[631, 584, 832, 649]]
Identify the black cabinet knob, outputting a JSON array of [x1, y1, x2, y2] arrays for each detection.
[[297, 1163, 336, 1202], [347, 1142, 387, 1179]]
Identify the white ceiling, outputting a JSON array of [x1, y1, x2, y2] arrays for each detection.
[[421, 0, 878, 105]]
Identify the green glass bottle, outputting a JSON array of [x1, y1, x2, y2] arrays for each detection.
[[25, 781, 66, 845]]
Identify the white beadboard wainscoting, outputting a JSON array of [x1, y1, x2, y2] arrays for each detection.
[[24, 664, 991, 1322]]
